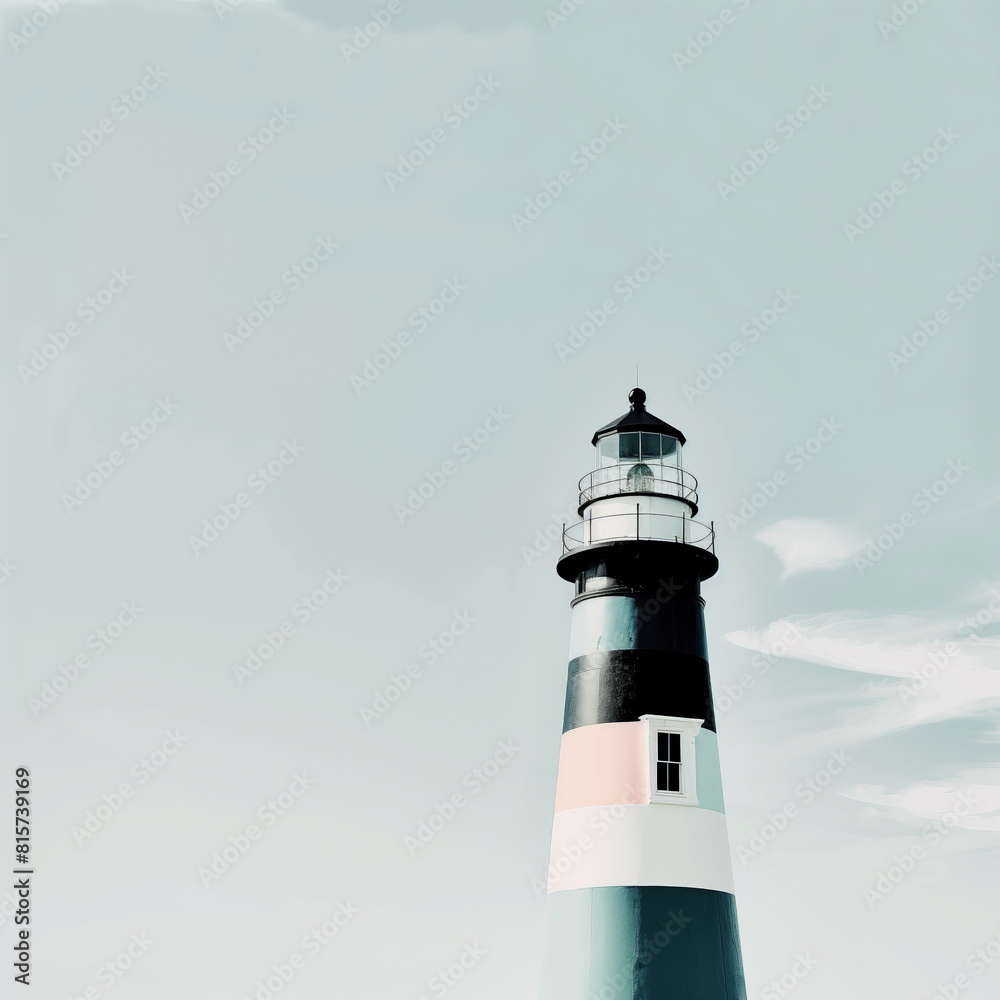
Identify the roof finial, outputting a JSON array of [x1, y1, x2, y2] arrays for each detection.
[[628, 387, 646, 411]]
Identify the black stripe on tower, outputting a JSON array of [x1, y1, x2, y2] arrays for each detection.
[[563, 649, 717, 733]]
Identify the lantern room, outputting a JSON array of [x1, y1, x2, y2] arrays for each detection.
[[579, 388, 697, 513]]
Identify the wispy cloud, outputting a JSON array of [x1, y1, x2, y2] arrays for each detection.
[[845, 774, 1000, 832], [726, 595, 1000, 737], [754, 518, 866, 577], [727, 611, 973, 678]]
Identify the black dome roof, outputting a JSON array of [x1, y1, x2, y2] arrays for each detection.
[[591, 388, 686, 446]]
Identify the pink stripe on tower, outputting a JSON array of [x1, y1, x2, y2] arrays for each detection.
[[553, 722, 649, 812]]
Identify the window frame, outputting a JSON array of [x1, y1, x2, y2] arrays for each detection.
[[594, 432, 682, 468], [618, 432, 639, 461], [640, 714, 702, 806]]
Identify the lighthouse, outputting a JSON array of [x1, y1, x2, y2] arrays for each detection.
[[539, 388, 747, 999]]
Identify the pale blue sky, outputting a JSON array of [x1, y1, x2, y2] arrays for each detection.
[[3, 1, 1000, 997]]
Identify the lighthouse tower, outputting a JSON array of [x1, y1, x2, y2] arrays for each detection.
[[539, 388, 746, 1000]]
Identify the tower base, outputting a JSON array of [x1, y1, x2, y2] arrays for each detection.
[[540, 886, 746, 999]]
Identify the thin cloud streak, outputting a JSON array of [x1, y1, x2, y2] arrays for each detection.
[[754, 517, 866, 578]]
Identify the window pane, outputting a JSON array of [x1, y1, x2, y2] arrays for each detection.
[[656, 762, 681, 793], [598, 436, 618, 465], [640, 432, 660, 461], [619, 432, 639, 460], [669, 733, 681, 763], [660, 436, 678, 460], [657, 732, 670, 761]]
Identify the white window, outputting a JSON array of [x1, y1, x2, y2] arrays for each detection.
[[640, 715, 701, 806]]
